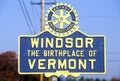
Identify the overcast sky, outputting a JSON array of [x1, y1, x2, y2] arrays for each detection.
[[0, 0, 120, 80]]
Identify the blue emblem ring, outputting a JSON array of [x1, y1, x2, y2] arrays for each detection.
[[47, 5, 77, 33]]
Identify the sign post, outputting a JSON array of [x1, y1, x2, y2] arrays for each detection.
[[40, 0, 44, 80]]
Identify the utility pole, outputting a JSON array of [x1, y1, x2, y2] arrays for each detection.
[[40, 0, 44, 81], [31, 0, 56, 81], [41, 0, 44, 31], [31, 0, 56, 32]]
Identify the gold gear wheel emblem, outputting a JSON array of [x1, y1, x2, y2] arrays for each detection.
[[45, 3, 79, 37]]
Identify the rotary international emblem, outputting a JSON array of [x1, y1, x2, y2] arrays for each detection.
[[45, 3, 79, 37]]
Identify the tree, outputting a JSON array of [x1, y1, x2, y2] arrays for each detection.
[[79, 77, 85, 81], [111, 78, 120, 81], [95, 78, 101, 81], [0, 51, 23, 81], [102, 79, 106, 81], [0, 51, 40, 81], [67, 76, 76, 81]]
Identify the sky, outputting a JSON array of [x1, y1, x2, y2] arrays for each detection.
[[0, 0, 120, 80]]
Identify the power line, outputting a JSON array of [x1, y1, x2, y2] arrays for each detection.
[[31, 0, 56, 32], [21, 0, 36, 34], [107, 51, 120, 54], [18, 0, 120, 63], [18, 0, 36, 34], [107, 60, 120, 62], [107, 51, 120, 62], [31, 0, 38, 33], [18, 0, 33, 34], [79, 15, 120, 19]]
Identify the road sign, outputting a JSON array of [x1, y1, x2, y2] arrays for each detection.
[[18, 30, 106, 77], [18, 3, 106, 77]]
